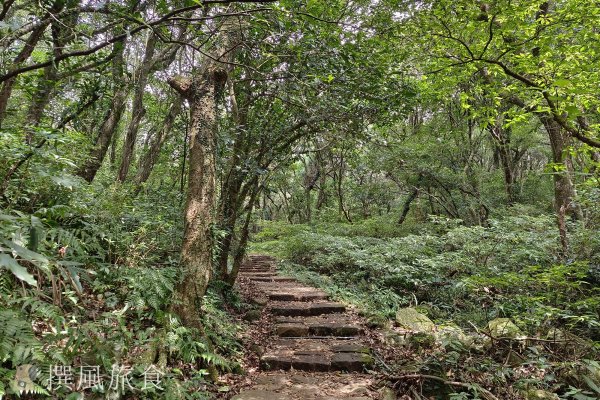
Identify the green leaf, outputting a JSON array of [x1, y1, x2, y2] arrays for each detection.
[[50, 174, 80, 190], [58, 261, 84, 293], [2, 239, 48, 263], [0, 254, 37, 286], [565, 105, 581, 117], [554, 78, 572, 87], [583, 376, 600, 394]]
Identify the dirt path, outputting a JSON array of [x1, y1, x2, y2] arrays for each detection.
[[230, 255, 385, 400]]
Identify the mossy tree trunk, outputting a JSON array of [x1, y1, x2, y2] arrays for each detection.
[[168, 19, 242, 330]]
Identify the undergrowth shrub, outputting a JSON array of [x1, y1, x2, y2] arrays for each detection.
[[256, 214, 599, 341], [0, 177, 242, 398]]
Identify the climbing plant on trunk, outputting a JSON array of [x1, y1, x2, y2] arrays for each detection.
[[168, 17, 244, 329]]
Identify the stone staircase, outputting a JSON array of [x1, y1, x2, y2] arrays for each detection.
[[232, 255, 376, 399]]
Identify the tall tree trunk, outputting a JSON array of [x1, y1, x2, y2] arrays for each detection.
[[216, 176, 243, 278], [76, 42, 127, 182], [24, 62, 59, 143], [216, 79, 250, 279], [335, 153, 352, 223], [170, 74, 218, 329], [302, 157, 319, 223], [398, 188, 418, 225], [540, 115, 583, 255], [227, 182, 260, 285], [0, 20, 49, 125], [541, 116, 582, 219], [117, 22, 186, 182], [134, 97, 183, 186], [488, 124, 517, 204], [117, 34, 157, 182], [23, 5, 78, 141], [315, 150, 328, 210], [168, 19, 242, 330]]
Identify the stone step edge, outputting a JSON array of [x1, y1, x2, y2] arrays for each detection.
[[276, 323, 361, 337], [260, 352, 374, 372], [270, 303, 346, 316]]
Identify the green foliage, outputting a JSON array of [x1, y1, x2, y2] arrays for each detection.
[[2, 0, 600, 398], [0, 310, 43, 366], [257, 211, 599, 398], [467, 262, 600, 335], [259, 214, 599, 340], [0, 179, 241, 397]]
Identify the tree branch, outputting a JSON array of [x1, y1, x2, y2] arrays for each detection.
[[0, 1, 276, 84], [168, 76, 193, 96]]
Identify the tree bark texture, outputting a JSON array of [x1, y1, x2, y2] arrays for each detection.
[[168, 18, 243, 330], [76, 42, 127, 182]]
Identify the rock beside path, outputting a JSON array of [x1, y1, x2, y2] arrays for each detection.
[[395, 308, 435, 332]]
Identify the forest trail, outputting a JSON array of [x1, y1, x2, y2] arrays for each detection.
[[231, 255, 381, 400]]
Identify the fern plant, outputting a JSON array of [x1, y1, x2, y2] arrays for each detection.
[[0, 310, 45, 367]]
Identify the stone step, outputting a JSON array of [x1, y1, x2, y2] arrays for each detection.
[[247, 256, 275, 261], [270, 302, 345, 317], [231, 372, 374, 400], [233, 391, 370, 400], [274, 314, 361, 337], [239, 268, 274, 272], [276, 322, 360, 337], [249, 276, 297, 283], [260, 341, 373, 372], [255, 282, 313, 289], [241, 262, 272, 265], [254, 282, 329, 301], [244, 262, 273, 267], [239, 270, 275, 274], [239, 272, 278, 277], [267, 292, 329, 302], [260, 353, 373, 372]]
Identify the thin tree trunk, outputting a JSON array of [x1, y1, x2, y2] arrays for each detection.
[[302, 157, 319, 223], [488, 124, 517, 204], [0, 0, 15, 21], [134, 97, 183, 186], [76, 42, 127, 182], [24, 62, 59, 143], [117, 22, 186, 182], [398, 188, 418, 225], [541, 116, 582, 219], [0, 92, 99, 197], [315, 149, 328, 210], [216, 79, 250, 279], [217, 179, 242, 278], [0, 20, 49, 125], [117, 34, 157, 182], [540, 115, 582, 255], [336, 154, 352, 222], [227, 183, 261, 285]]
